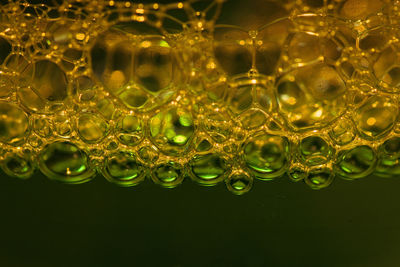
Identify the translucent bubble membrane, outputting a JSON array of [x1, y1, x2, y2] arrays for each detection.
[[0, 0, 399, 194]]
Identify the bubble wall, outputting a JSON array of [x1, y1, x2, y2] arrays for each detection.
[[0, 0, 399, 194]]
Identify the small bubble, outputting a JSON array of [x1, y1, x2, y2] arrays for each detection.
[[138, 146, 159, 164], [288, 164, 307, 182], [0, 101, 29, 145], [226, 171, 253, 195], [304, 167, 334, 190], [151, 162, 184, 188], [103, 152, 144, 187], [243, 133, 289, 180], [355, 95, 397, 140], [77, 113, 109, 143], [189, 153, 228, 186], [2, 154, 34, 179], [299, 136, 332, 166], [150, 107, 194, 156], [336, 146, 376, 179]]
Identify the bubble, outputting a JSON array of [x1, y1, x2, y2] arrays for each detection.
[[359, 28, 389, 52], [227, 79, 253, 115], [19, 60, 67, 112], [63, 48, 83, 62], [77, 113, 109, 143], [151, 162, 184, 188], [287, 32, 320, 64], [382, 67, 400, 88], [0, 73, 14, 98], [336, 145, 376, 179], [355, 95, 398, 139], [228, 75, 274, 116], [340, 0, 369, 19], [304, 167, 334, 190], [135, 37, 175, 93], [373, 47, 400, 92], [150, 107, 194, 156], [299, 136, 332, 166], [213, 27, 252, 76], [375, 136, 400, 177], [329, 118, 356, 146], [225, 171, 253, 195], [340, 0, 384, 20], [91, 30, 134, 92], [116, 114, 143, 146], [1, 153, 34, 179], [0, 101, 29, 145], [189, 153, 228, 186], [255, 79, 275, 113], [194, 136, 212, 152], [287, 164, 307, 182], [91, 29, 177, 112], [118, 83, 150, 110], [53, 114, 72, 137], [4, 54, 30, 74], [202, 77, 228, 101], [256, 20, 287, 76], [302, 64, 346, 101], [103, 151, 144, 187], [33, 116, 52, 138], [276, 79, 305, 110], [96, 98, 115, 120], [276, 64, 347, 130], [106, 139, 119, 151], [203, 110, 232, 143], [74, 76, 97, 102], [50, 21, 74, 44], [238, 109, 267, 130], [39, 141, 95, 184], [243, 132, 289, 180], [138, 145, 159, 164]]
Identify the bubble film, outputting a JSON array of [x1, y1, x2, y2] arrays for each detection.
[[0, 0, 399, 194]]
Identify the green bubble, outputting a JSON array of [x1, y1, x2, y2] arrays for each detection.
[[226, 172, 253, 195], [2, 154, 34, 179], [299, 136, 331, 166], [152, 162, 183, 188], [305, 168, 334, 190], [103, 152, 144, 187], [190, 153, 227, 186], [376, 137, 400, 177], [39, 141, 95, 184], [287, 165, 307, 182], [336, 145, 376, 179], [244, 133, 289, 180], [150, 107, 194, 155]]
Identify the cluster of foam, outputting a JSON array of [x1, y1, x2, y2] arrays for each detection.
[[0, 0, 399, 194]]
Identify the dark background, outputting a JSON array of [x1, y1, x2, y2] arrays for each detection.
[[0, 171, 400, 267]]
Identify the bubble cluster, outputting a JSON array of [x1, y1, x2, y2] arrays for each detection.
[[0, 0, 399, 194]]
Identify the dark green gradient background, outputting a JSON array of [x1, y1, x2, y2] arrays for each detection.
[[0, 172, 400, 267]]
